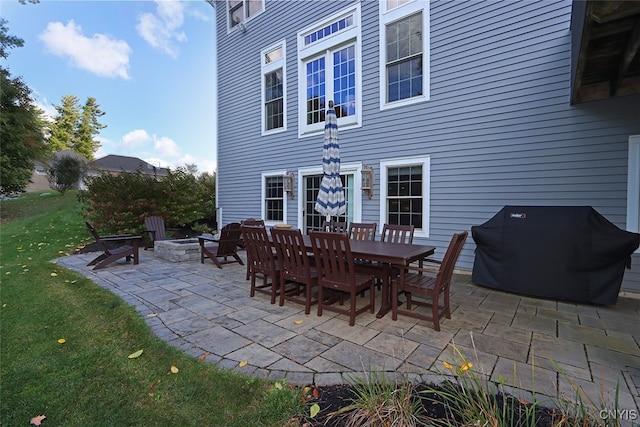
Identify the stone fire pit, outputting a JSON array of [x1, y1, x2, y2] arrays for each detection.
[[154, 239, 200, 262]]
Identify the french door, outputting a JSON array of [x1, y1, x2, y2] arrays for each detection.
[[303, 173, 354, 234]]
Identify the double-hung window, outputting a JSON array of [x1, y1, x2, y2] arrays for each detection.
[[227, 0, 264, 30], [297, 4, 362, 136], [262, 172, 287, 224], [380, 0, 430, 109], [261, 42, 286, 134], [379, 156, 430, 237]]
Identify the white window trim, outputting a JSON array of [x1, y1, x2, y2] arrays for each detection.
[[260, 40, 287, 136], [379, 156, 431, 238], [226, 0, 265, 34], [379, 0, 430, 111], [296, 4, 362, 138], [261, 170, 288, 226], [627, 135, 640, 253], [296, 162, 363, 228]]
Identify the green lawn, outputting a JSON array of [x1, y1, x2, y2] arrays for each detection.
[[0, 191, 302, 426]]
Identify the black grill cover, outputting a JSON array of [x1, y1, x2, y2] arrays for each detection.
[[471, 206, 640, 305]]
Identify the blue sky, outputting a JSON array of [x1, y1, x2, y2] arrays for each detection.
[[2, 0, 218, 174]]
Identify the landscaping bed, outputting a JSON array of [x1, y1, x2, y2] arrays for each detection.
[[297, 382, 576, 427]]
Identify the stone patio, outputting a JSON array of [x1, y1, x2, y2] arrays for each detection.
[[56, 250, 640, 424]]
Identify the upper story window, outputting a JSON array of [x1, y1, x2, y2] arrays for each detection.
[[379, 0, 430, 110], [379, 156, 431, 237], [261, 41, 286, 134], [297, 4, 362, 136], [228, 0, 264, 31], [386, 0, 413, 11]]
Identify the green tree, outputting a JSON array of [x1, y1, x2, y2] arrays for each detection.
[[47, 154, 86, 195], [0, 19, 48, 195], [0, 18, 23, 58], [75, 97, 105, 160], [49, 95, 105, 160], [48, 95, 80, 153]]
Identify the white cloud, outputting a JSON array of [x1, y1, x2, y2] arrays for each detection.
[[136, 0, 187, 58], [154, 136, 180, 157], [176, 154, 217, 175], [109, 129, 217, 175], [33, 93, 56, 122], [39, 20, 131, 79], [122, 129, 152, 148]]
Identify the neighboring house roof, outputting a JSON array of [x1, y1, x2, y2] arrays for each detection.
[[88, 155, 169, 177]]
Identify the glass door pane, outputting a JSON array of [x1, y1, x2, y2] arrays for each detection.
[[303, 173, 353, 234]]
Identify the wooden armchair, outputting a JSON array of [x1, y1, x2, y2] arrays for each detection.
[[391, 231, 468, 331], [143, 216, 167, 249], [85, 221, 142, 270], [198, 222, 244, 268], [272, 228, 318, 314], [242, 224, 280, 304], [310, 231, 375, 326]]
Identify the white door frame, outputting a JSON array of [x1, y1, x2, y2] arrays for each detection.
[[296, 162, 363, 230]]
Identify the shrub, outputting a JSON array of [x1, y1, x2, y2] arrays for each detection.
[[78, 168, 215, 234]]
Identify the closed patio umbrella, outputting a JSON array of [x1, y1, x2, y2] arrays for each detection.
[[314, 101, 346, 221]]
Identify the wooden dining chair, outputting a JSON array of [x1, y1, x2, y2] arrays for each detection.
[[240, 218, 265, 279], [241, 224, 280, 304], [322, 220, 347, 233], [310, 231, 376, 326], [391, 231, 468, 331], [349, 222, 377, 241], [271, 228, 318, 314], [381, 224, 415, 244]]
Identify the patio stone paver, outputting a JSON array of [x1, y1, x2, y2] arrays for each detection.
[[321, 340, 402, 372], [55, 250, 640, 415], [454, 329, 530, 363], [271, 335, 330, 364], [531, 333, 590, 370]]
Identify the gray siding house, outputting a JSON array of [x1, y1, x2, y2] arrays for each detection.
[[213, 0, 640, 296]]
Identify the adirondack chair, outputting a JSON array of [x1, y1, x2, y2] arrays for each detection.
[[198, 222, 244, 268], [85, 222, 143, 270], [143, 216, 167, 249]]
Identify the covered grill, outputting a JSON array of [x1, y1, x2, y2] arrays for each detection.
[[471, 206, 640, 305]]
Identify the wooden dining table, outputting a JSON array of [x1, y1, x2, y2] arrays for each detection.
[[298, 235, 436, 318]]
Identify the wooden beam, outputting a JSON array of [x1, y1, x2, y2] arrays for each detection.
[[572, 1, 593, 104], [611, 17, 640, 96]]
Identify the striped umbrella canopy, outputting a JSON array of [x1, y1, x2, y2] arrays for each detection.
[[314, 103, 346, 219]]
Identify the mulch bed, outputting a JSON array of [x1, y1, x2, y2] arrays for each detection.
[[297, 382, 567, 426]]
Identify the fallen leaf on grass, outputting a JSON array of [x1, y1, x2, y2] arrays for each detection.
[[30, 414, 46, 425], [57, 338, 66, 344], [50, 272, 57, 277], [128, 349, 143, 359], [170, 365, 179, 374]]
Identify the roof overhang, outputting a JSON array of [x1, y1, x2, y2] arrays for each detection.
[[571, 0, 640, 104]]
